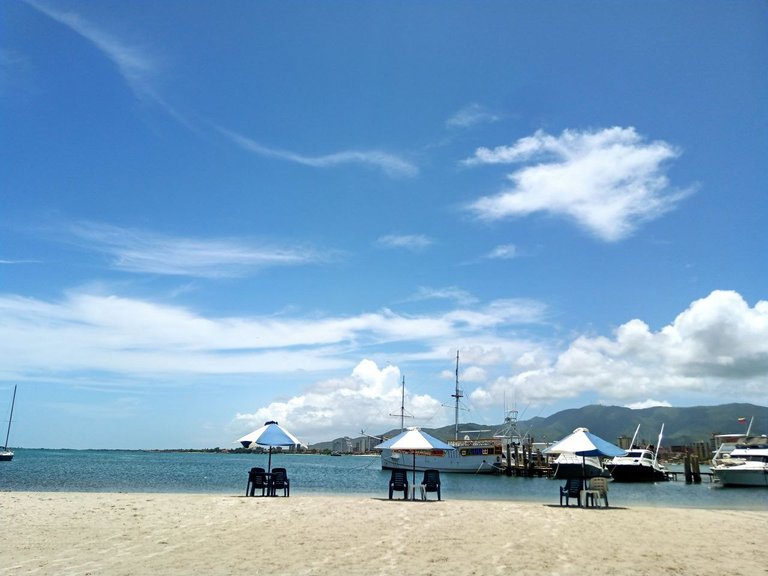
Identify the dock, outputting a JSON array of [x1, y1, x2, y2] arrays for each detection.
[[502, 444, 554, 478], [665, 454, 716, 483]]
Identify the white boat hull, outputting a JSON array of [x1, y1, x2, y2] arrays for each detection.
[[711, 436, 768, 487], [609, 448, 668, 482], [712, 465, 768, 487], [380, 447, 502, 474]]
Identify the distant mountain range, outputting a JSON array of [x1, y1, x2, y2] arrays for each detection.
[[310, 403, 768, 450]]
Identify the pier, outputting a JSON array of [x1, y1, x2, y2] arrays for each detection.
[[664, 454, 716, 482], [503, 443, 554, 478]]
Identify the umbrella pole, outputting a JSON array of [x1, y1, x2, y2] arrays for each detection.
[[412, 452, 416, 501], [268, 446, 273, 473]]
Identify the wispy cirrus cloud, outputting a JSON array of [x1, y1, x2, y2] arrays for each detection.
[[26, 0, 157, 100], [375, 233, 434, 252], [218, 126, 418, 179], [464, 127, 693, 242], [485, 244, 518, 260], [446, 103, 500, 129], [0, 290, 547, 382], [0, 258, 41, 265], [24, 0, 193, 126], [67, 222, 330, 278], [406, 286, 479, 306], [25, 2, 416, 177]]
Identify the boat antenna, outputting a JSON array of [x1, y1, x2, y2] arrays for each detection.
[[629, 424, 640, 449], [3, 385, 16, 451], [451, 350, 463, 442]]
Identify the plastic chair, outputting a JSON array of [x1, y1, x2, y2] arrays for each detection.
[[420, 469, 441, 500], [588, 476, 609, 507], [559, 477, 582, 507], [246, 467, 268, 497], [388, 469, 409, 500], [270, 467, 290, 497]]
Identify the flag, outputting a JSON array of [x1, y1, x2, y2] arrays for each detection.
[[737, 417, 747, 424]]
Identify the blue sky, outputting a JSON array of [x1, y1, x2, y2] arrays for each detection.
[[2, 1, 766, 449]]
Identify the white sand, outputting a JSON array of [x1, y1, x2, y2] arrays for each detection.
[[2, 492, 766, 576]]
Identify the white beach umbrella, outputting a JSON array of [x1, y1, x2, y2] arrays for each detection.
[[237, 420, 302, 472], [543, 427, 626, 458], [544, 427, 626, 481], [374, 427, 454, 500]]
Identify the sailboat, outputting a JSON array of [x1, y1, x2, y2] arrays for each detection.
[[378, 352, 505, 474], [1, 385, 17, 462]]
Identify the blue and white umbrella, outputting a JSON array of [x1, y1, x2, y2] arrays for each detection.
[[375, 427, 454, 499], [544, 427, 626, 481], [543, 427, 626, 458], [238, 420, 302, 472]]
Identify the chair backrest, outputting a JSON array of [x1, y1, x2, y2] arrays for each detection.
[[565, 477, 582, 495], [590, 477, 608, 492], [249, 467, 267, 485], [422, 469, 440, 487], [271, 468, 288, 485], [390, 469, 408, 487]]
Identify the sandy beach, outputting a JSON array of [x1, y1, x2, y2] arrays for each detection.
[[2, 492, 766, 576]]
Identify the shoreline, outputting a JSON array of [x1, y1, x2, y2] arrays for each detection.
[[2, 485, 766, 512], [3, 492, 766, 576]]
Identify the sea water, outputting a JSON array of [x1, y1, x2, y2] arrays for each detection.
[[1, 449, 766, 511]]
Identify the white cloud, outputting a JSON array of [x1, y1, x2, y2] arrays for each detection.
[[376, 234, 434, 252], [446, 104, 500, 129], [463, 127, 692, 241], [406, 286, 478, 306], [625, 399, 672, 410], [233, 359, 446, 443], [67, 222, 328, 277], [0, 290, 547, 382], [218, 126, 418, 179], [485, 244, 518, 260], [461, 365, 487, 383], [470, 290, 768, 409], [26, 0, 157, 100]]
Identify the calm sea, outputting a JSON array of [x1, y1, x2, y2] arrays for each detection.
[[1, 449, 766, 510]]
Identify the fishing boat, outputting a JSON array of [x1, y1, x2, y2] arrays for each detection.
[[379, 352, 505, 474], [1, 385, 17, 462], [608, 424, 668, 482], [711, 417, 768, 487]]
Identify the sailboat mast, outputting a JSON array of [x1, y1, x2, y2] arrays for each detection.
[[452, 351, 462, 441], [653, 423, 664, 466], [3, 385, 16, 450], [399, 376, 405, 432]]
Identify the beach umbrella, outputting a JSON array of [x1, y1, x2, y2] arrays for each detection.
[[374, 427, 454, 500], [544, 427, 626, 481], [237, 421, 302, 472]]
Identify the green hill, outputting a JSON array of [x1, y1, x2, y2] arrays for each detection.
[[311, 402, 767, 450]]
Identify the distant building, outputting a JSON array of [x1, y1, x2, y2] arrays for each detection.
[[617, 435, 632, 450], [332, 437, 353, 453]]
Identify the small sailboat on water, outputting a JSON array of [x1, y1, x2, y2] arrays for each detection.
[[378, 352, 505, 474], [1, 385, 17, 462]]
